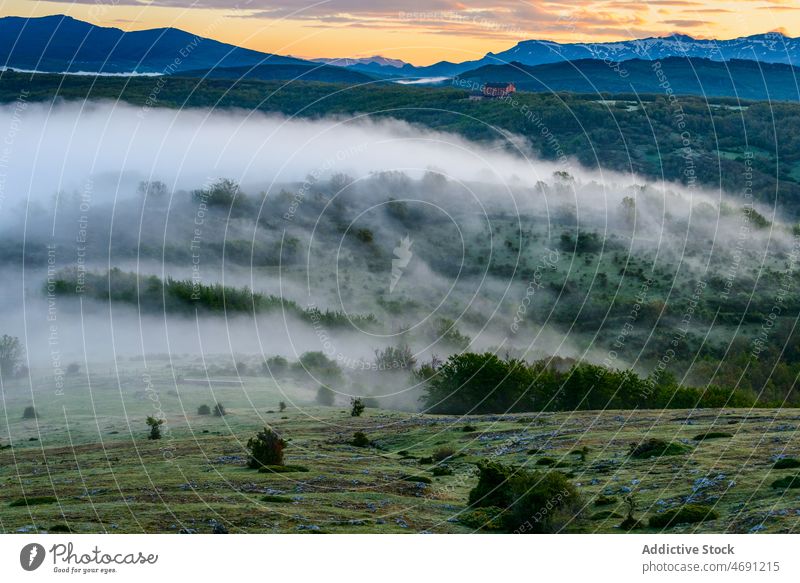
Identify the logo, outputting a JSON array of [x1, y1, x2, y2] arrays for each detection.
[[20, 543, 46, 571], [390, 235, 413, 293]]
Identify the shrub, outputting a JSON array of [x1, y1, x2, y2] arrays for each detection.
[[462, 425, 477, 432], [629, 438, 692, 459], [590, 510, 622, 520], [693, 432, 733, 441], [773, 458, 800, 470], [417, 456, 434, 464], [9, 496, 58, 507], [146, 416, 164, 440], [22, 406, 37, 419], [432, 446, 455, 462], [246, 427, 286, 468], [257, 465, 309, 473], [262, 495, 293, 503], [619, 494, 643, 530], [648, 504, 719, 528], [432, 466, 453, 476], [213, 402, 226, 417], [458, 507, 505, 531], [350, 397, 365, 417], [197, 404, 211, 415], [771, 474, 800, 489], [594, 495, 618, 506], [468, 461, 582, 533], [66, 362, 80, 375], [401, 475, 432, 484], [279, 401, 287, 413], [350, 431, 371, 447], [374, 345, 416, 371], [264, 356, 289, 376], [316, 385, 336, 406]]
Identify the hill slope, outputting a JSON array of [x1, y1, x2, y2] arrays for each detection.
[[0, 14, 307, 73], [457, 57, 800, 102]]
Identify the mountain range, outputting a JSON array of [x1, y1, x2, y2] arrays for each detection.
[[1, 15, 799, 100]]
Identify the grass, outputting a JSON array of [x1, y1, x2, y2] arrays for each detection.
[[1, 367, 800, 533]]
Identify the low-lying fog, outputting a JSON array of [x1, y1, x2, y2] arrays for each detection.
[[0, 100, 791, 405]]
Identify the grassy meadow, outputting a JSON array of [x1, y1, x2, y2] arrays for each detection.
[[2, 363, 800, 534]]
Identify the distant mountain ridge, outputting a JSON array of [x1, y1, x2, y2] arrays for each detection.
[[362, 32, 800, 78], [0, 14, 307, 73]]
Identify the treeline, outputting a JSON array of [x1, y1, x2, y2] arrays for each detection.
[[419, 352, 759, 414], [47, 268, 377, 328]]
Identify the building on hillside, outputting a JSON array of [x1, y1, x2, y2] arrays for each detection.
[[481, 82, 516, 98]]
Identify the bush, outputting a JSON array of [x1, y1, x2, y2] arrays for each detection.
[[468, 461, 582, 533], [374, 345, 416, 371], [401, 475, 432, 484], [279, 401, 287, 413], [693, 432, 733, 441], [146, 416, 164, 440], [350, 397, 365, 417], [771, 474, 800, 489], [0, 334, 23, 379], [458, 507, 505, 531], [9, 496, 58, 507], [316, 385, 336, 406], [432, 446, 455, 462], [66, 362, 80, 375], [432, 466, 453, 476], [22, 406, 37, 419], [246, 427, 286, 468], [593, 495, 618, 506], [462, 425, 477, 432], [262, 495, 293, 503], [629, 439, 692, 459], [350, 431, 370, 447], [197, 404, 211, 415], [773, 458, 800, 470], [648, 504, 719, 528], [264, 356, 289, 377], [257, 465, 309, 473], [213, 403, 226, 417]]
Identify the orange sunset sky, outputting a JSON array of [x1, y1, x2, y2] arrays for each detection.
[[1, 0, 798, 65]]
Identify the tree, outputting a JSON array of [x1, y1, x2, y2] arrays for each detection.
[[278, 401, 287, 413], [197, 404, 211, 415], [213, 403, 226, 417], [22, 406, 37, 419], [316, 385, 335, 406], [350, 397, 365, 417], [374, 344, 416, 371], [0, 334, 23, 379], [66, 363, 80, 375], [246, 427, 286, 468], [146, 416, 164, 440], [137, 180, 168, 201]]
